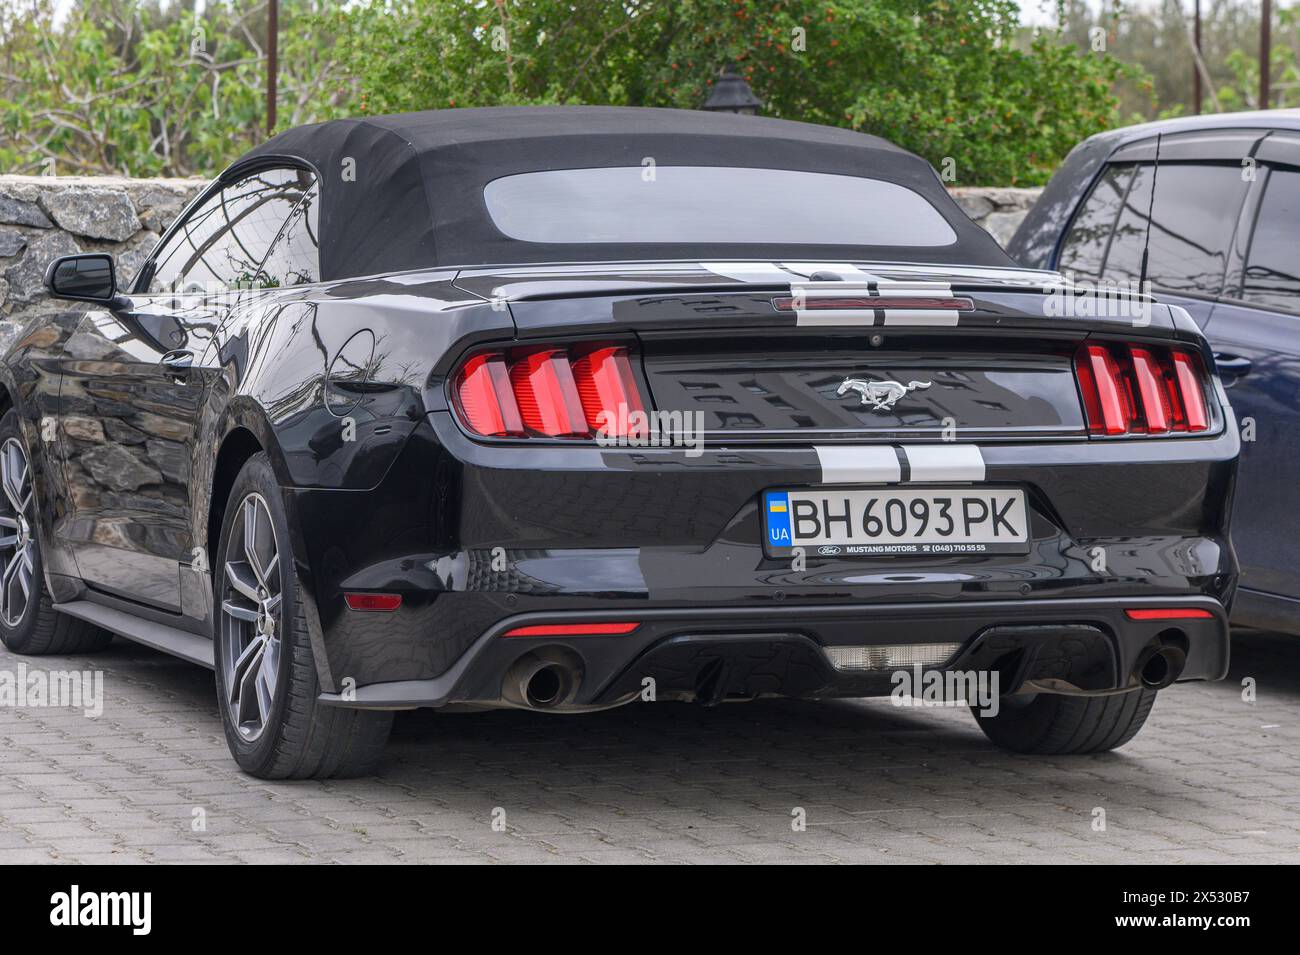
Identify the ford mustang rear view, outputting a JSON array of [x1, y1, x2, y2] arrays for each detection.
[[4, 106, 1238, 778]]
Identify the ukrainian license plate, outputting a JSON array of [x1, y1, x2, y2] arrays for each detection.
[[763, 487, 1030, 556]]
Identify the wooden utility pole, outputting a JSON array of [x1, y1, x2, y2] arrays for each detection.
[[1261, 0, 1272, 109], [267, 0, 279, 134], [1193, 0, 1202, 114]]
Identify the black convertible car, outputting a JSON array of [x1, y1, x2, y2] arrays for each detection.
[[5, 107, 1237, 778]]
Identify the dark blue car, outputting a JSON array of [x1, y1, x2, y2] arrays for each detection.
[[1011, 109, 1300, 635]]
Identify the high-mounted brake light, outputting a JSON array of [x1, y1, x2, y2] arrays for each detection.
[[502, 622, 640, 638], [771, 296, 976, 312], [1074, 343, 1210, 437], [452, 344, 648, 440]]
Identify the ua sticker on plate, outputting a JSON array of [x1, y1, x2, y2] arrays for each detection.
[[764, 491, 793, 548]]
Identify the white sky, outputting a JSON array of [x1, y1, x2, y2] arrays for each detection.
[[1018, 1, 1059, 27]]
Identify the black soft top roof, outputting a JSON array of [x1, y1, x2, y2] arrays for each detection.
[[235, 106, 1013, 280]]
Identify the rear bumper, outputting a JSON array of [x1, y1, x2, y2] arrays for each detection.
[[317, 595, 1230, 709], [285, 407, 1238, 701]]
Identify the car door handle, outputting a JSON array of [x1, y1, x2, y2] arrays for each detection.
[[1214, 353, 1252, 379], [159, 349, 194, 378]]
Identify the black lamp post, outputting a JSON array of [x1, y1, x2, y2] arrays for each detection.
[[701, 65, 763, 115], [267, 0, 278, 134]]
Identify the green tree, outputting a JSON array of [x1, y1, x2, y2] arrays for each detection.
[[3, 0, 1130, 185], [1220, 5, 1300, 109], [0, 0, 342, 176], [317, 0, 1129, 185], [1051, 0, 1300, 118]]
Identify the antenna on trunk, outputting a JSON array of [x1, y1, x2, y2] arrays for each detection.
[[1137, 133, 1163, 292]]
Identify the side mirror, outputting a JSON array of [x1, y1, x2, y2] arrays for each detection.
[[44, 253, 118, 303]]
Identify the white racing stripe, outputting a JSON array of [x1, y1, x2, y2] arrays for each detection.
[[814, 446, 902, 484], [877, 280, 960, 327], [696, 265, 966, 327], [790, 280, 878, 327], [698, 261, 1052, 290], [699, 261, 795, 284], [790, 279, 965, 327], [900, 444, 986, 482], [815, 444, 987, 484], [780, 262, 880, 281]]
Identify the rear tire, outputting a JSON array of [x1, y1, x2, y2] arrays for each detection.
[[972, 688, 1156, 754], [0, 409, 111, 656], [213, 453, 392, 779]]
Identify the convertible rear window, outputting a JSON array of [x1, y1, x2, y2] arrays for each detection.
[[482, 166, 958, 247]]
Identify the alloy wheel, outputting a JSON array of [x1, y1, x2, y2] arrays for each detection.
[[219, 493, 283, 741], [0, 437, 36, 629]]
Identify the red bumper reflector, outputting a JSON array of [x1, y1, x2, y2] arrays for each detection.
[[1124, 608, 1214, 621], [502, 622, 640, 638], [344, 593, 403, 612]]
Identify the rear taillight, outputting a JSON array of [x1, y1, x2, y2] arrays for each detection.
[[452, 344, 648, 439], [1076, 344, 1134, 435], [509, 349, 587, 437], [570, 346, 645, 436], [1128, 348, 1171, 432], [453, 354, 523, 437], [1073, 343, 1210, 436], [1171, 352, 1209, 431]]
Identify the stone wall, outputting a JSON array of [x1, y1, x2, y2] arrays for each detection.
[[948, 186, 1043, 248], [0, 175, 1042, 337], [0, 176, 206, 328]]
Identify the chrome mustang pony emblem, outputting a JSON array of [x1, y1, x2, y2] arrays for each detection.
[[837, 377, 932, 412]]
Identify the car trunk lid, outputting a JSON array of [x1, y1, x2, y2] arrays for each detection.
[[448, 260, 1207, 443]]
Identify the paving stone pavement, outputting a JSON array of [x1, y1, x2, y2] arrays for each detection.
[[1, 629, 1298, 864]]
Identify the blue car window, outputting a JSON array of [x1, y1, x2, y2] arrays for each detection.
[[1102, 163, 1248, 296], [1058, 163, 1135, 281], [1242, 168, 1300, 312]]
